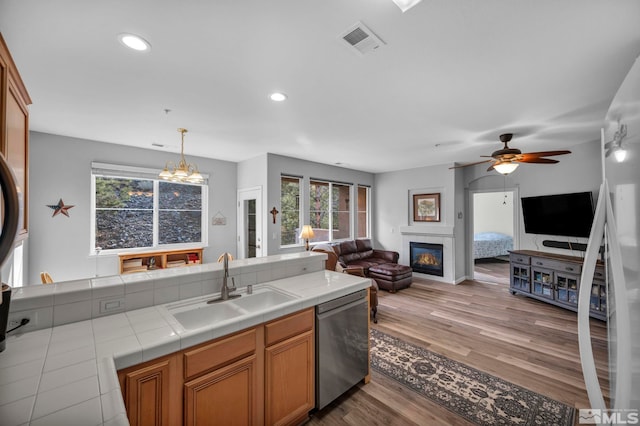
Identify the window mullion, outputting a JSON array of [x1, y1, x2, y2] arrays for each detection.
[[153, 180, 159, 247], [331, 182, 335, 241]]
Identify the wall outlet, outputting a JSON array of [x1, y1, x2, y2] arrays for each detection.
[[8, 319, 24, 329], [7, 310, 37, 332], [100, 297, 125, 314]]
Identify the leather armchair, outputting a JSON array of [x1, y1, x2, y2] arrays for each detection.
[[312, 244, 379, 323]]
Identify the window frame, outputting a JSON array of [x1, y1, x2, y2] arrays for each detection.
[[90, 163, 208, 255], [309, 179, 354, 244], [357, 185, 371, 239], [280, 175, 303, 248]]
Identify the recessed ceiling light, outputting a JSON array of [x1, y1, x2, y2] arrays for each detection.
[[270, 92, 287, 102], [118, 33, 151, 51]]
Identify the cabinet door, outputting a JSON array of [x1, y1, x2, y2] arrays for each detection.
[[590, 280, 607, 316], [184, 355, 258, 426], [265, 330, 314, 426], [531, 268, 554, 300], [510, 263, 530, 293], [555, 272, 579, 307], [121, 356, 180, 426], [0, 36, 31, 240]]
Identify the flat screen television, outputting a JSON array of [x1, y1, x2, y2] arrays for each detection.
[[521, 191, 595, 238]]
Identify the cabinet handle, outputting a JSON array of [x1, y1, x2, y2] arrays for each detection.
[[535, 261, 543, 265], [566, 267, 574, 271]]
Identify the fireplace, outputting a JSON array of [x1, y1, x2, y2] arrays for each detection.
[[410, 242, 444, 277]]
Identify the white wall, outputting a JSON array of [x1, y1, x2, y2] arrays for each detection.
[[473, 191, 514, 235], [27, 132, 238, 284]]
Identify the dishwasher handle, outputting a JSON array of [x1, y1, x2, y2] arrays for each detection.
[[316, 299, 367, 320], [316, 289, 367, 315]]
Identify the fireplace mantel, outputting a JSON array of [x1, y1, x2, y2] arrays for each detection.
[[400, 225, 454, 237], [400, 225, 456, 284]]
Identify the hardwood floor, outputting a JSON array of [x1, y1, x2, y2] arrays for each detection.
[[307, 266, 609, 425]]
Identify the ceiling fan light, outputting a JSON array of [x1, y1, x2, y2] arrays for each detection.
[[391, 0, 422, 12], [494, 163, 519, 175], [614, 148, 627, 163]]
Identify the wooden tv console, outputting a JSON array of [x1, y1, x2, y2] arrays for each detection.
[[509, 250, 606, 321]]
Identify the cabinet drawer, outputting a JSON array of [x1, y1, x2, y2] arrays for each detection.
[[594, 267, 605, 280], [510, 253, 530, 265], [183, 328, 256, 380], [265, 308, 314, 347], [531, 257, 582, 274]]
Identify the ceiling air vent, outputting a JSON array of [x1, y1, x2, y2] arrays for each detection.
[[340, 21, 385, 56]]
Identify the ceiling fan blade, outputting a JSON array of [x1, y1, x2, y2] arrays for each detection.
[[449, 159, 492, 169], [487, 163, 496, 171], [520, 150, 571, 159], [516, 157, 559, 164]]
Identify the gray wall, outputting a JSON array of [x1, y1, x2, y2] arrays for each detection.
[[373, 163, 456, 252], [27, 132, 238, 284], [265, 154, 374, 256], [373, 140, 602, 282], [23, 130, 602, 286]]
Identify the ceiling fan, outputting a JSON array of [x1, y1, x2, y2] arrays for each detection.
[[450, 133, 571, 175]]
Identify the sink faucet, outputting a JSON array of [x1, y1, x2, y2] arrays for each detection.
[[220, 252, 237, 300]]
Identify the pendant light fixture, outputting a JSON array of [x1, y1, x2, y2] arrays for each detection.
[[159, 128, 204, 184]]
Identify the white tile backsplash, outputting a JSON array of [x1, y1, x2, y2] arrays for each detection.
[[179, 281, 203, 300], [124, 289, 154, 311], [53, 299, 93, 326], [8, 252, 325, 333]]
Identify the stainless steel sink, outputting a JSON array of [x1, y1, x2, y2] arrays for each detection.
[[167, 286, 298, 330]]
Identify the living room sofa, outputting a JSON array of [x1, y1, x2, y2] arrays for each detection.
[[314, 239, 412, 293]]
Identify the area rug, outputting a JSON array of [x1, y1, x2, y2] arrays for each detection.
[[370, 329, 575, 426]]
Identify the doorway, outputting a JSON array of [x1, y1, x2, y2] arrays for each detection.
[[471, 190, 516, 285], [237, 187, 263, 259]]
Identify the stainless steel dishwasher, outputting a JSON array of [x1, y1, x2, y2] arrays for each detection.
[[315, 289, 369, 410]]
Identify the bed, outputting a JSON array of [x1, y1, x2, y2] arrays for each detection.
[[473, 232, 513, 259]]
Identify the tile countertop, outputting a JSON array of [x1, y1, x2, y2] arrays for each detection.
[[0, 270, 371, 426]]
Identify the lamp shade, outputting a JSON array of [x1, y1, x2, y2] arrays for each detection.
[[299, 225, 315, 240], [493, 162, 519, 175]]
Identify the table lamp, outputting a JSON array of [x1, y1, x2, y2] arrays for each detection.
[[299, 225, 315, 251]]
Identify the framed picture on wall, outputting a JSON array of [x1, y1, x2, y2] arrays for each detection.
[[413, 193, 440, 222]]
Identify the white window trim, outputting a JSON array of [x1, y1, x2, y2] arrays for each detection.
[[90, 162, 208, 255], [309, 179, 354, 244], [357, 185, 371, 239], [280, 175, 303, 248]]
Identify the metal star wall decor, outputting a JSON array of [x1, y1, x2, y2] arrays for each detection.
[[47, 199, 74, 217]]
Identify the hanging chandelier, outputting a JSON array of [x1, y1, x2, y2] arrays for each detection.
[[159, 128, 204, 184]]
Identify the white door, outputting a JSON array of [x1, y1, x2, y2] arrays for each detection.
[[237, 187, 263, 258]]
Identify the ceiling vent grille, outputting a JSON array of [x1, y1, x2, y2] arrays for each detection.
[[340, 22, 385, 56]]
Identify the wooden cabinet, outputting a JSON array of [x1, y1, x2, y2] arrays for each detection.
[[0, 34, 32, 240], [509, 250, 606, 321], [119, 307, 317, 426], [182, 328, 260, 425], [119, 248, 203, 274], [118, 353, 182, 426], [264, 309, 315, 426], [184, 355, 258, 426]]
